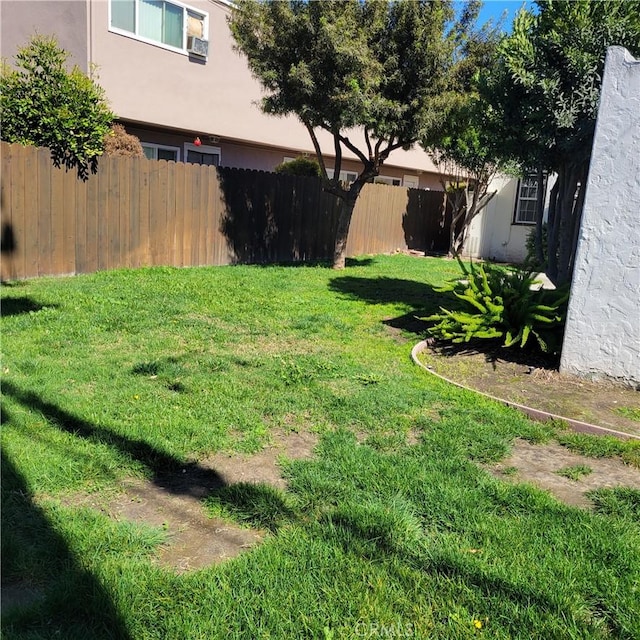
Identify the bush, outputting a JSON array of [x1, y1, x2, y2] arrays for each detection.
[[0, 35, 114, 180], [103, 124, 144, 157], [424, 259, 568, 355], [525, 223, 548, 270], [274, 156, 321, 177]]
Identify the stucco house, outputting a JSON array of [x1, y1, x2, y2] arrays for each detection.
[[463, 173, 555, 264], [1, 0, 538, 262], [1, 0, 449, 189]]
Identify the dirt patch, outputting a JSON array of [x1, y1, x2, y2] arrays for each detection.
[[201, 429, 319, 490], [416, 343, 640, 437], [487, 439, 640, 508], [54, 430, 318, 573]]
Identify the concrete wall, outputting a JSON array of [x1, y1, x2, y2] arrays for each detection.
[[560, 47, 640, 387], [0, 0, 88, 71]]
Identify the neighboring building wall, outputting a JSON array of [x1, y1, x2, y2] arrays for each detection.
[[463, 174, 556, 264], [463, 177, 531, 263], [560, 47, 640, 387], [124, 123, 444, 188], [0, 0, 89, 71], [89, 0, 440, 175]]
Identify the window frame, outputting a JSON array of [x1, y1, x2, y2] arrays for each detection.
[[326, 167, 358, 185], [513, 174, 546, 225], [374, 175, 402, 187], [184, 142, 221, 166], [109, 0, 208, 57], [141, 142, 181, 162]]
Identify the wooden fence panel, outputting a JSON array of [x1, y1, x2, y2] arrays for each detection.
[[1, 142, 449, 279], [9, 145, 27, 279]]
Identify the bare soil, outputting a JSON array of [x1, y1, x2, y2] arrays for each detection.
[[417, 343, 640, 437], [49, 430, 318, 574], [487, 438, 640, 508]]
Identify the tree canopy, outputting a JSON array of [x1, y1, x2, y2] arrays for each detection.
[[0, 35, 114, 180], [482, 0, 640, 284], [424, 14, 505, 257], [230, 0, 475, 268]]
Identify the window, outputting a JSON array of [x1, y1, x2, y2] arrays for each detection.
[[327, 168, 358, 185], [374, 175, 402, 186], [514, 175, 545, 224], [402, 175, 420, 189], [142, 143, 180, 161], [184, 142, 220, 166], [110, 0, 207, 55]]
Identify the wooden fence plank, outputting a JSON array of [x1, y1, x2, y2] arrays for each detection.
[[97, 157, 110, 271], [37, 148, 53, 276], [83, 167, 99, 274], [128, 158, 140, 269], [9, 145, 27, 279], [1, 144, 15, 280], [62, 165, 77, 275], [138, 158, 151, 266], [117, 157, 130, 268], [173, 161, 185, 267], [49, 162, 66, 276], [20, 146, 40, 278], [2, 143, 449, 278], [165, 161, 177, 267]]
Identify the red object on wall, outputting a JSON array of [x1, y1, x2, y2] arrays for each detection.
[[194, 137, 202, 146]]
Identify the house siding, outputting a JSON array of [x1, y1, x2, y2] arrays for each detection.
[[0, 0, 89, 72]]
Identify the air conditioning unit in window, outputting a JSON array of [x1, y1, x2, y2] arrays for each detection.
[[187, 36, 208, 57]]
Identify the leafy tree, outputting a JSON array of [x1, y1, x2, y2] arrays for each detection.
[[0, 35, 114, 180], [229, 0, 475, 268], [424, 12, 506, 258], [482, 0, 640, 285], [274, 156, 321, 178]]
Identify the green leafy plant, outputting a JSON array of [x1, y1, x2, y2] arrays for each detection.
[[556, 465, 592, 481], [424, 259, 568, 354], [525, 223, 548, 270], [274, 156, 321, 177], [0, 35, 114, 180]]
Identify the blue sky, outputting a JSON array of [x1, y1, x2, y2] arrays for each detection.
[[475, 0, 536, 32]]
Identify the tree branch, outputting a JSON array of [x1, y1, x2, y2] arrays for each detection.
[[336, 132, 369, 165], [304, 121, 329, 180]]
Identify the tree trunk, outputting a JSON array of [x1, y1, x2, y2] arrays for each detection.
[[332, 195, 358, 269], [534, 165, 545, 266]]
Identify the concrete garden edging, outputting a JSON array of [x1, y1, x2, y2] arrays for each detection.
[[411, 340, 640, 441]]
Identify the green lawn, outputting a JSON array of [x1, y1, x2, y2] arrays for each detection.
[[2, 255, 639, 639]]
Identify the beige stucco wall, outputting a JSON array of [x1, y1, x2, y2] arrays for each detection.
[[2, 0, 449, 183], [88, 0, 440, 175], [0, 0, 89, 71]]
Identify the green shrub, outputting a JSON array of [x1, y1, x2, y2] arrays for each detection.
[[525, 223, 548, 270], [103, 124, 144, 158], [274, 156, 322, 177], [0, 35, 114, 180], [423, 259, 568, 354]]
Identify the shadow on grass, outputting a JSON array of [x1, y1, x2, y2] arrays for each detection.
[[1, 411, 132, 638], [1, 297, 56, 317], [2, 379, 225, 499], [328, 275, 456, 335]]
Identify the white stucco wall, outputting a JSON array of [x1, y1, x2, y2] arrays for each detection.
[[560, 47, 640, 387]]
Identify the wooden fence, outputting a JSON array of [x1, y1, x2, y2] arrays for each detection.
[[0, 142, 449, 280]]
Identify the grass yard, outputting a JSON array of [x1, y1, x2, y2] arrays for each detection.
[[2, 254, 639, 639]]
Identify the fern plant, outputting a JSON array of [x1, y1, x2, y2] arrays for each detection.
[[424, 259, 568, 354]]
